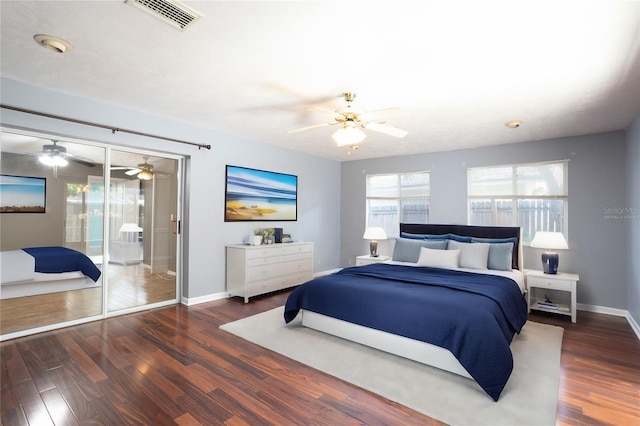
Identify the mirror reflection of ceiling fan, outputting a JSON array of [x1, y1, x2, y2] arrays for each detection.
[[111, 156, 162, 180], [287, 92, 408, 147], [36, 140, 96, 168]]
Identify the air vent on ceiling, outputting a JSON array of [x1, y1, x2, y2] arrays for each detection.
[[125, 0, 203, 31]]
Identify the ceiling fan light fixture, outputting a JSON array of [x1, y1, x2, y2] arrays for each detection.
[[332, 125, 366, 147], [39, 154, 68, 167], [137, 170, 153, 180]]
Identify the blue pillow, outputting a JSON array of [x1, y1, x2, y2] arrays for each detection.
[[486, 242, 514, 271], [449, 234, 473, 242], [400, 232, 427, 240], [424, 233, 451, 240], [471, 236, 518, 244], [392, 238, 449, 263]]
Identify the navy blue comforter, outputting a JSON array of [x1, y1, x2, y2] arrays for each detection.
[[284, 263, 528, 401], [22, 246, 102, 282]]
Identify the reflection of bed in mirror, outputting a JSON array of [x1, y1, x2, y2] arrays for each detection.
[[285, 223, 527, 401], [0, 247, 102, 299]]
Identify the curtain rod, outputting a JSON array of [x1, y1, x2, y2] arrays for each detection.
[[0, 104, 211, 150]]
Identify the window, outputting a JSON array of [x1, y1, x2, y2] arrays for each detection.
[[366, 172, 430, 237], [468, 161, 568, 244]]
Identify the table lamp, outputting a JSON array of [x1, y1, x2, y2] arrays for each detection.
[[363, 227, 387, 257], [530, 231, 568, 274]]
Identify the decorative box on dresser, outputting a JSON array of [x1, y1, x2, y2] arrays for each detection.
[[226, 242, 313, 303], [525, 269, 579, 323]]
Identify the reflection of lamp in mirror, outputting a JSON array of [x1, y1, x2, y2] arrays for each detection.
[[119, 223, 143, 242], [363, 227, 387, 257], [530, 231, 568, 274]]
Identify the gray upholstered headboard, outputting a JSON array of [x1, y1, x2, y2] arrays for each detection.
[[399, 223, 522, 270]]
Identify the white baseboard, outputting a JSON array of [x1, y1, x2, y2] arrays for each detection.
[[577, 303, 640, 340], [182, 269, 339, 306], [182, 292, 227, 306], [626, 313, 640, 340]]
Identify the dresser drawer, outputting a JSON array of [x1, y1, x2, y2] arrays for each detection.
[[246, 260, 311, 282], [246, 271, 312, 297], [245, 243, 313, 260], [246, 251, 312, 267], [527, 276, 572, 291]]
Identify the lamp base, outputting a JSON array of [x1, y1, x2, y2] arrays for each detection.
[[541, 251, 559, 274], [369, 240, 379, 257]]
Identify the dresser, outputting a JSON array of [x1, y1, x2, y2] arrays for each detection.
[[226, 242, 314, 303]]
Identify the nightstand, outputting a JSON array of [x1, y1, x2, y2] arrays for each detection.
[[525, 269, 579, 323], [356, 255, 391, 266]]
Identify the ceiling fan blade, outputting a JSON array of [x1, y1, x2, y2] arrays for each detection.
[[360, 107, 405, 121], [306, 106, 337, 115], [363, 121, 409, 138], [287, 122, 335, 134], [125, 168, 142, 176], [110, 166, 133, 170]]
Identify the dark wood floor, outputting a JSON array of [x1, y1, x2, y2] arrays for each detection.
[[1, 289, 639, 425]]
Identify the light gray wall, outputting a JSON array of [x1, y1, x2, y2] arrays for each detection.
[[627, 113, 640, 324], [0, 152, 65, 249], [0, 78, 342, 299], [341, 132, 629, 310]]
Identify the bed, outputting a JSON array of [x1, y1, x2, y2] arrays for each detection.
[[284, 224, 528, 401], [1, 246, 102, 299]]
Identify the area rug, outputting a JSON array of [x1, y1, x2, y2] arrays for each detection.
[[220, 306, 564, 426]]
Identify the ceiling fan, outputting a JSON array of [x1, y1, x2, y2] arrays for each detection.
[[37, 140, 96, 168], [111, 156, 158, 180], [287, 92, 408, 146]]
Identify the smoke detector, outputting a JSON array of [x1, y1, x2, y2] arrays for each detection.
[[34, 35, 72, 53], [126, 0, 203, 31]]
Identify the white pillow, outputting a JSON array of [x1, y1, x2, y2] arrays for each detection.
[[448, 240, 490, 269], [417, 247, 460, 269]]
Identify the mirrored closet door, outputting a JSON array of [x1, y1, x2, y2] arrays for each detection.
[[107, 149, 179, 313], [0, 132, 106, 335], [0, 130, 182, 338]]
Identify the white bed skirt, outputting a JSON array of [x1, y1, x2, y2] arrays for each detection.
[[1, 274, 101, 299], [301, 309, 472, 379]]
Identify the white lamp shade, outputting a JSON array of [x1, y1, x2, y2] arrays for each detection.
[[119, 223, 143, 233], [363, 227, 387, 240], [332, 125, 366, 146], [530, 232, 568, 250]]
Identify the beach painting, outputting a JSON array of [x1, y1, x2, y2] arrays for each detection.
[[225, 165, 297, 221], [0, 175, 46, 213]]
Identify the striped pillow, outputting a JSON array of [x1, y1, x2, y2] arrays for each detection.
[[392, 238, 449, 263]]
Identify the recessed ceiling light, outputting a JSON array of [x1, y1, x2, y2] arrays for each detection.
[[34, 34, 73, 53], [505, 120, 523, 129]]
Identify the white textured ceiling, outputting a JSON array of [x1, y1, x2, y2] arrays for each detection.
[[1, 0, 639, 162]]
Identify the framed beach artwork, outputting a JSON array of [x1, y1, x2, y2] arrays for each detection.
[[225, 165, 297, 222], [0, 174, 47, 213]]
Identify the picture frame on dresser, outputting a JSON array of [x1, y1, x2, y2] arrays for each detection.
[[224, 165, 297, 222]]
